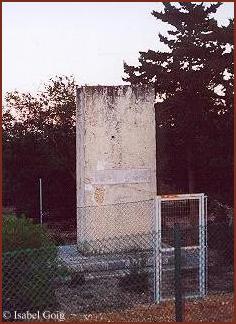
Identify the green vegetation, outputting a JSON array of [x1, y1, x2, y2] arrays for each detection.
[[3, 214, 54, 252], [2, 214, 58, 312], [119, 251, 149, 293], [3, 75, 76, 223], [123, 3, 233, 203]]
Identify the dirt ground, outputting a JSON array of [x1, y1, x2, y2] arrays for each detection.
[[66, 293, 234, 322]]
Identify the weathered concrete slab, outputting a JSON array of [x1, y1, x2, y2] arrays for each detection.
[[88, 168, 151, 185], [76, 85, 156, 246]]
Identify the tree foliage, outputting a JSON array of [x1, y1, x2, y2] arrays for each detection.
[[123, 2, 233, 202], [3, 76, 76, 222]]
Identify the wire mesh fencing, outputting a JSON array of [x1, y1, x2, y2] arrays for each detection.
[[77, 199, 155, 254], [3, 246, 58, 314], [2, 199, 234, 322]]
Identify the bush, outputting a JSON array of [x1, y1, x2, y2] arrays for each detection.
[[208, 222, 234, 266], [2, 214, 53, 252], [119, 270, 149, 293], [2, 214, 58, 315], [118, 251, 149, 293]]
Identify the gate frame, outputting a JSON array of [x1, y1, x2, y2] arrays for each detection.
[[154, 193, 207, 303]]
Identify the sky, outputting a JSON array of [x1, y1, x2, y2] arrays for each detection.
[[2, 2, 234, 94]]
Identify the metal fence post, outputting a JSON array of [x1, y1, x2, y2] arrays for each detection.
[[174, 223, 183, 322], [154, 196, 161, 303], [39, 178, 43, 226]]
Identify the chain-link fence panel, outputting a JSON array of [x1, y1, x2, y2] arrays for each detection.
[[77, 199, 156, 253], [2, 201, 234, 322], [3, 246, 58, 314]]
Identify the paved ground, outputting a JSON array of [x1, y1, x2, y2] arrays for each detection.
[[57, 244, 200, 272]]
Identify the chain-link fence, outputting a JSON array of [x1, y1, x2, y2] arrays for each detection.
[[77, 199, 155, 254], [2, 200, 234, 322]]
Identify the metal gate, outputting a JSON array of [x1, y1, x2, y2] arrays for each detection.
[[154, 193, 207, 302]]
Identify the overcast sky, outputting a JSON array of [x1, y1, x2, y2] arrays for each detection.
[[2, 2, 234, 94]]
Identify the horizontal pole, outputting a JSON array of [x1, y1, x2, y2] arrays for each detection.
[[157, 193, 204, 201]]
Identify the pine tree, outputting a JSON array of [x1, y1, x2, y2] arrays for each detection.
[[123, 2, 233, 195]]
